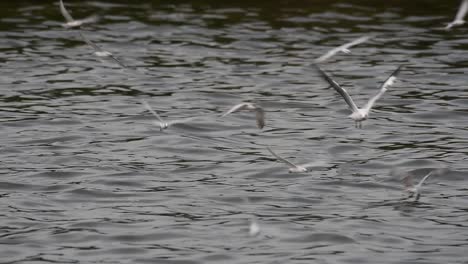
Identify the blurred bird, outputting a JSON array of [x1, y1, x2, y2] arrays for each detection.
[[221, 103, 265, 129], [142, 101, 197, 131], [402, 171, 434, 201], [59, 0, 98, 28], [314, 64, 403, 128], [266, 147, 326, 173], [79, 31, 126, 68]]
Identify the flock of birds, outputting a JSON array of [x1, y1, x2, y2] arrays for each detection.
[[57, 0, 466, 234]]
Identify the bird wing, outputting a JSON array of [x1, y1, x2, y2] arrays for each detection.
[[255, 107, 265, 129], [315, 35, 371, 63], [78, 31, 103, 52], [107, 54, 127, 68], [340, 35, 371, 52], [59, 0, 74, 23], [168, 117, 198, 126], [364, 65, 403, 112], [455, 0, 468, 21], [300, 160, 328, 169], [221, 103, 248, 117], [402, 175, 414, 189], [142, 100, 165, 123], [314, 64, 359, 113], [416, 171, 433, 187], [267, 147, 299, 169], [79, 15, 99, 25]]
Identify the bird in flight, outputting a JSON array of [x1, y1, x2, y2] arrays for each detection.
[[314, 64, 403, 128], [59, 0, 98, 28], [445, 0, 468, 30], [221, 103, 265, 129], [402, 171, 434, 201], [266, 147, 325, 173], [142, 101, 197, 131], [314, 35, 371, 63], [78, 31, 126, 68]]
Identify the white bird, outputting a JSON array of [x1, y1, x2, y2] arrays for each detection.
[[142, 101, 196, 131], [402, 171, 434, 201], [315, 35, 371, 63], [314, 64, 403, 128], [78, 31, 126, 68], [445, 0, 468, 30], [59, 0, 98, 28], [221, 103, 265, 129], [266, 147, 325, 173]]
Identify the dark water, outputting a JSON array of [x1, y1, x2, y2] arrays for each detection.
[[1, 0, 468, 263]]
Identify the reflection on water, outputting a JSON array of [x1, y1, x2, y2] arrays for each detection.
[[1, 0, 468, 263]]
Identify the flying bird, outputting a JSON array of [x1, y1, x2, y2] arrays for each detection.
[[314, 64, 403, 128], [79, 31, 126, 68], [315, 35, 371, 63], [221, 103, 265, 129], [402, 171, 434, 201], [59, 0, 98, 28], [142, 101, 197, 131], [445, 0, 468, 30], [266, 147, 325, 173]]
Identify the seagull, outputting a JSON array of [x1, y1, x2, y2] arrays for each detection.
[[314, 64, 403, 128], [402, 171, 434, 201], [315, 35, 371, 63], [445, 0, 468, 30], [221, 103, 265, 129], [142, 101, 196, 131], [59, 0, 98, 28], [78, 31, 126, 68], [267, 147, 325, 173]]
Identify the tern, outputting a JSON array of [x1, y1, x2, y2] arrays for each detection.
[[59, 0, 98, 28], [445, 0, 468, 30], [402, 171, 434, 201], [267, 147, 324, 173], [221, 103, 265, 129], [79, 31, 126, 68], [142, 101, 196, 131], [315, 35, 371, 63], [314, 64, 403, 128]]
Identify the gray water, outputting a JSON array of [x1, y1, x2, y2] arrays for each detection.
[[1, 1, 468, 263]]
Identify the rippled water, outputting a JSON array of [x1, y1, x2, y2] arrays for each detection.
[[1, 1, 468, 263]]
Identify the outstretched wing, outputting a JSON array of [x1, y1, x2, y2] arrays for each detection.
[[78, 31, 103, 52], [107, 54, 126, 68], [79, 15, 99, 25], [455, 0, 468, 21], [416, 171, 433, 187], [255, 107, 265, 129], [266, 147, 299, 169], [314, 64, 359, 113], [221, 103, 248, 117], [315, 35, 371, 63], [142, 100, 165, 123], [59, 0, 74, 23], [364, 65, 403, 112], [168, 117, 198, 126], [402, 175, 414, 189]]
